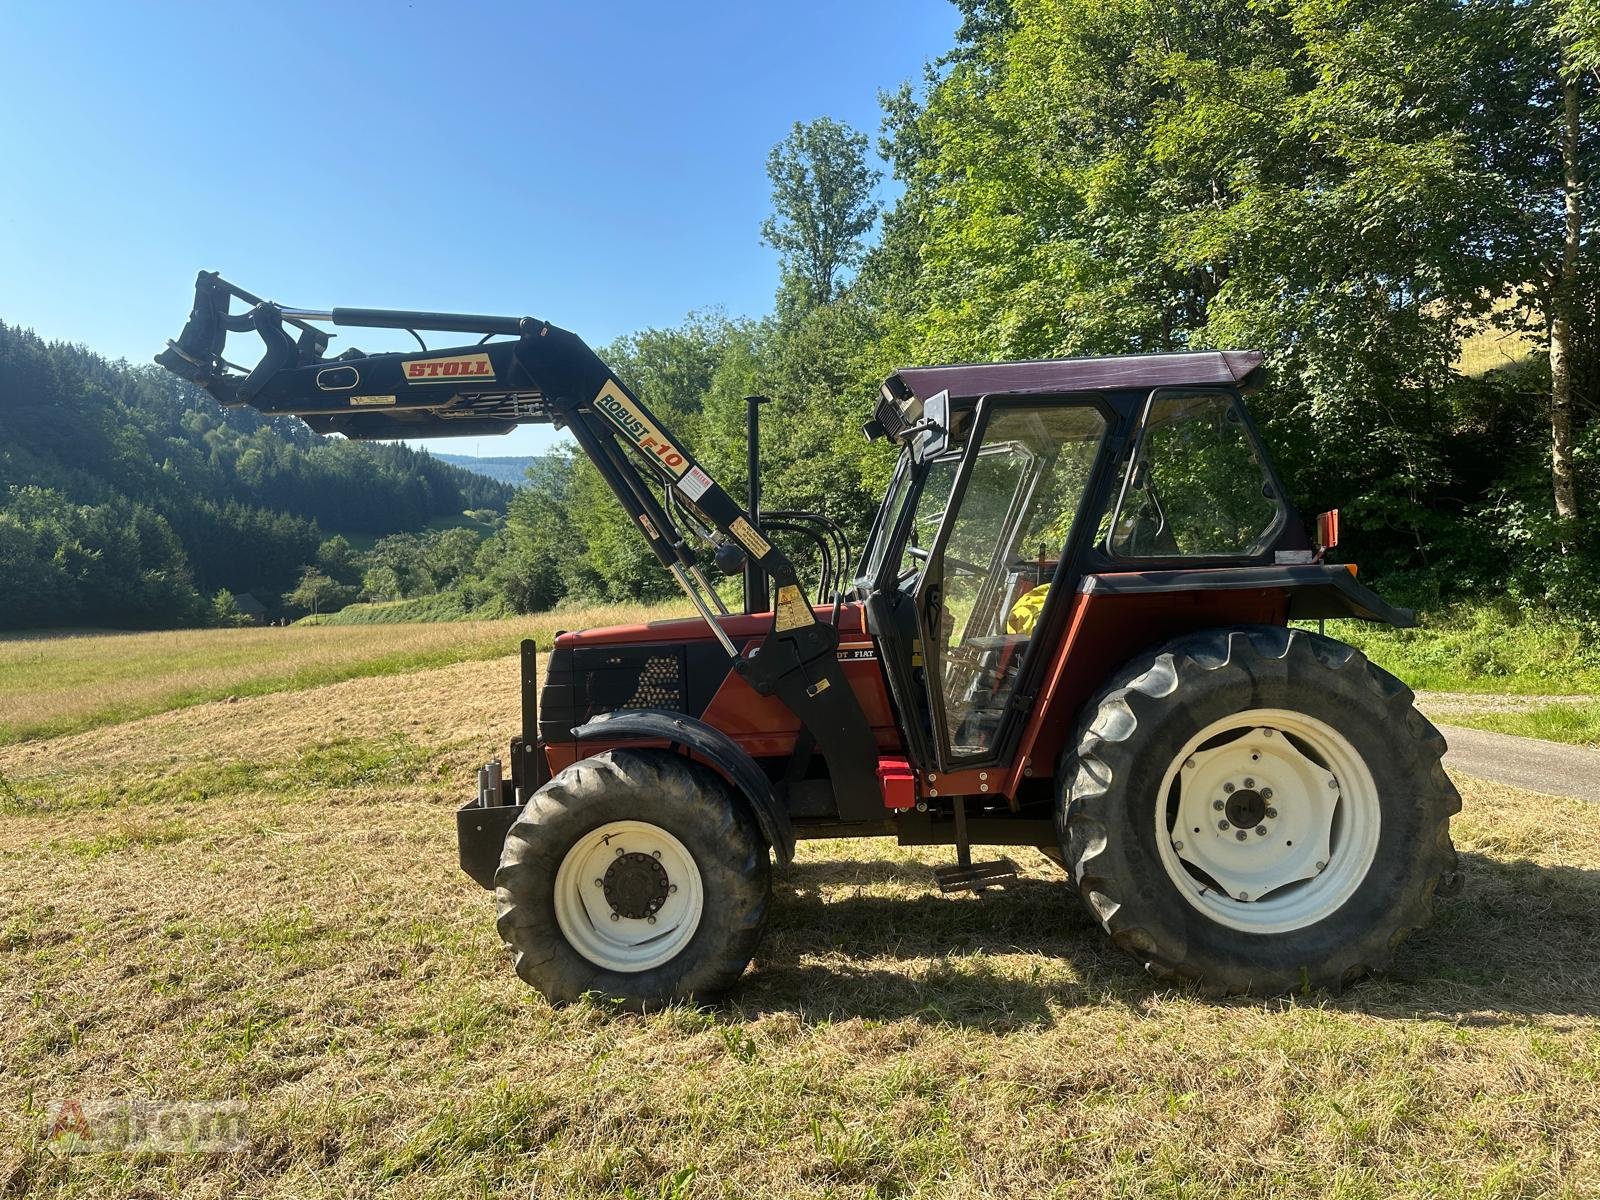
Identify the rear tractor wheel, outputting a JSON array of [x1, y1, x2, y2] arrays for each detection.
[[1061, 626, 1460, 994], [494, 749, 770, 1009]]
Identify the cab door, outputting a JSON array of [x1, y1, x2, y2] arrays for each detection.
[[913, 399, 1111, 770]]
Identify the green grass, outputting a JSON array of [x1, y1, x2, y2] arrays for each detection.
[[1321, 602, 1600, 694], [1446, 699, 1600, 747], [302, 592, 514, 625], [1, 677, 1598, 1198], [2, 604, 1599, 1196], [0, 601, 672, 746]]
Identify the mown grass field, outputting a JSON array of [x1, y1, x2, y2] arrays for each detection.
[[0, 604, 664, 747], [1, 633, 1597, 1197]]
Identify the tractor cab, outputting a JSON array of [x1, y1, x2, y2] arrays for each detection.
[[855, 352, 1301, 778]]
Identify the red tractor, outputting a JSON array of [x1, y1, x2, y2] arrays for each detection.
[[159, 273, 1460, 1007]]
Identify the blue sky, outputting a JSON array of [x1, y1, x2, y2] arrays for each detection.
[[0, 1, 958, 455]]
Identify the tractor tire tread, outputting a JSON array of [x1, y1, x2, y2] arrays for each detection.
[[1062, 625, 1459, 995]]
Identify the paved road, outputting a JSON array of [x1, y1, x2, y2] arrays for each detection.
[[1434, 722, 1600, 803]]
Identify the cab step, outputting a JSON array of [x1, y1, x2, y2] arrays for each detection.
[[934, 857, 1019, 893]]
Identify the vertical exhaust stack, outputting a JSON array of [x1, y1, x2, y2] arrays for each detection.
[[744, 395, 771, 614]]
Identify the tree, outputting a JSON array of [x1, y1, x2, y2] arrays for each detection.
[[286, 568, 348, 616], [209, 589, 250, 628], [316, 534, 361, 587], [1547, 0, 1600, 524], [761, 118, 881, 309]]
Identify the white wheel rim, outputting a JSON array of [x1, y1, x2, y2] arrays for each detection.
[[552, 820, 705, 972], [1154, 708, 1380, 934]]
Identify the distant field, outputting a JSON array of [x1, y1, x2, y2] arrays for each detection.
[[0, 603, 665, 746], [0, 649, 1595, 1197]]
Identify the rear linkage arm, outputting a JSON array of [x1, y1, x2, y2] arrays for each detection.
[[155, 272, 883, 814]]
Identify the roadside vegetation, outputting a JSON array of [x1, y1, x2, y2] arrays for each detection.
[[1327, 603, 1600, 695], [1, 655, 1596, 1198], [1446, 700, 1600, 748]]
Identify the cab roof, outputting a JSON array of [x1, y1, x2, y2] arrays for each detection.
[[884, 350, 1265, 406]]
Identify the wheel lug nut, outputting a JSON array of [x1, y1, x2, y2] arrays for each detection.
[[1237, 891, 1250, 900], [1243, 777, 1255, 788], [1236, 830, 1248, 841], [668, 884, 678, 894], [1265, 807, 1278, 819], [653, 850, 662, 859], [1329, 780, 1339, 790], [647, 916, 657, 925], [1173, 840, 1185, 851], [609, 912, 620, 922], [616, 848, 625, 856], [1213, 799, 1225, 811], [1261, 788, 1273, 800], [1184, 757, 1196, 769], [1218, 820, 1230, 831], [1223, 782, 1235, 793], [594, 878, 603, 887], [1316, 860, 1327, 871], [1255, 825, 1268, 837]]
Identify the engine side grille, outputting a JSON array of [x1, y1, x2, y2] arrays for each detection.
[[540, 645, 687, 742]]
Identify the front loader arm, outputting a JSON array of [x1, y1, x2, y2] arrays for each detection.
[[156, 272, 884, 817]]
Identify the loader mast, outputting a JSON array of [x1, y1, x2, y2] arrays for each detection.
[[156, 272, 883, 813]]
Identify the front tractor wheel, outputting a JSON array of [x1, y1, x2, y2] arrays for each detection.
[[1061, 626, 1460, 995], [494, 749, 770, 1009]]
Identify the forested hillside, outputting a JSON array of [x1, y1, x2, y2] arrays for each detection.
[[430, 454, 542, 487], [0, 322, 513, 629]]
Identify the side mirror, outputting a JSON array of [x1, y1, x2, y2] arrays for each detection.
[[912, 389, 951, 462]]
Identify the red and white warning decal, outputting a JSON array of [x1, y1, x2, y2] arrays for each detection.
[[401, 353, 495, 384], [677, 465, 714, 501], [593, 380, 689, 477]]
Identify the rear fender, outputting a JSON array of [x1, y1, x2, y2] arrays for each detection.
[[572, 709, 795, 865], [1080, 564, 1415, 627]]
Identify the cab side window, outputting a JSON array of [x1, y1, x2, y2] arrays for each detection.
[[1108, 390, 1281, 558]]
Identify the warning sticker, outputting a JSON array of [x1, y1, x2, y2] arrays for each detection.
[[677, 465, 714, 502], [774, 584, 813, 631], [729, 516, 771, 559], [348, 394, 396, 407]]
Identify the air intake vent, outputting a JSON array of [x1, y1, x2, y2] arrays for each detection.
[[571, 646, 686, 722]]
